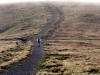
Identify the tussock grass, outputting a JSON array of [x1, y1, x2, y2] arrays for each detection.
[[36, 2, 100, 75]]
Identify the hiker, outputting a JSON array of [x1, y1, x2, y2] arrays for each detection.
[[37, 37, 41, 47]]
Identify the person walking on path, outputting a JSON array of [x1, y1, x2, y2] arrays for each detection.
[[37, 37, 41, 47]]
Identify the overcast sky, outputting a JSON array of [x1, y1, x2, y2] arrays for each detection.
[[0, 0, 100, 4]]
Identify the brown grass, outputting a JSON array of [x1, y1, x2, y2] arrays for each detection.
[[0, 40, 33, 72], [36, 2, 100, 75], [0, 2, 52, 73]]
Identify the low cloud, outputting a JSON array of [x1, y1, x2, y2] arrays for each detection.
[[0, 0, 100, 4]]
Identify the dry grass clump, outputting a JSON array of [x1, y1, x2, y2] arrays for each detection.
[[0, 40, 32, 72]]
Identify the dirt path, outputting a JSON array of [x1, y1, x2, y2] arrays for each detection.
[[3, 3, 64, 75]]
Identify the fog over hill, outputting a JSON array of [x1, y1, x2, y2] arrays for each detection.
[[0, 0, 100, 4]]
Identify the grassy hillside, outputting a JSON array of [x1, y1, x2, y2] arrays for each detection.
[[36, 2, 100, 75], [0, 2, 52, 73], [0, 3, 51, 39]]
